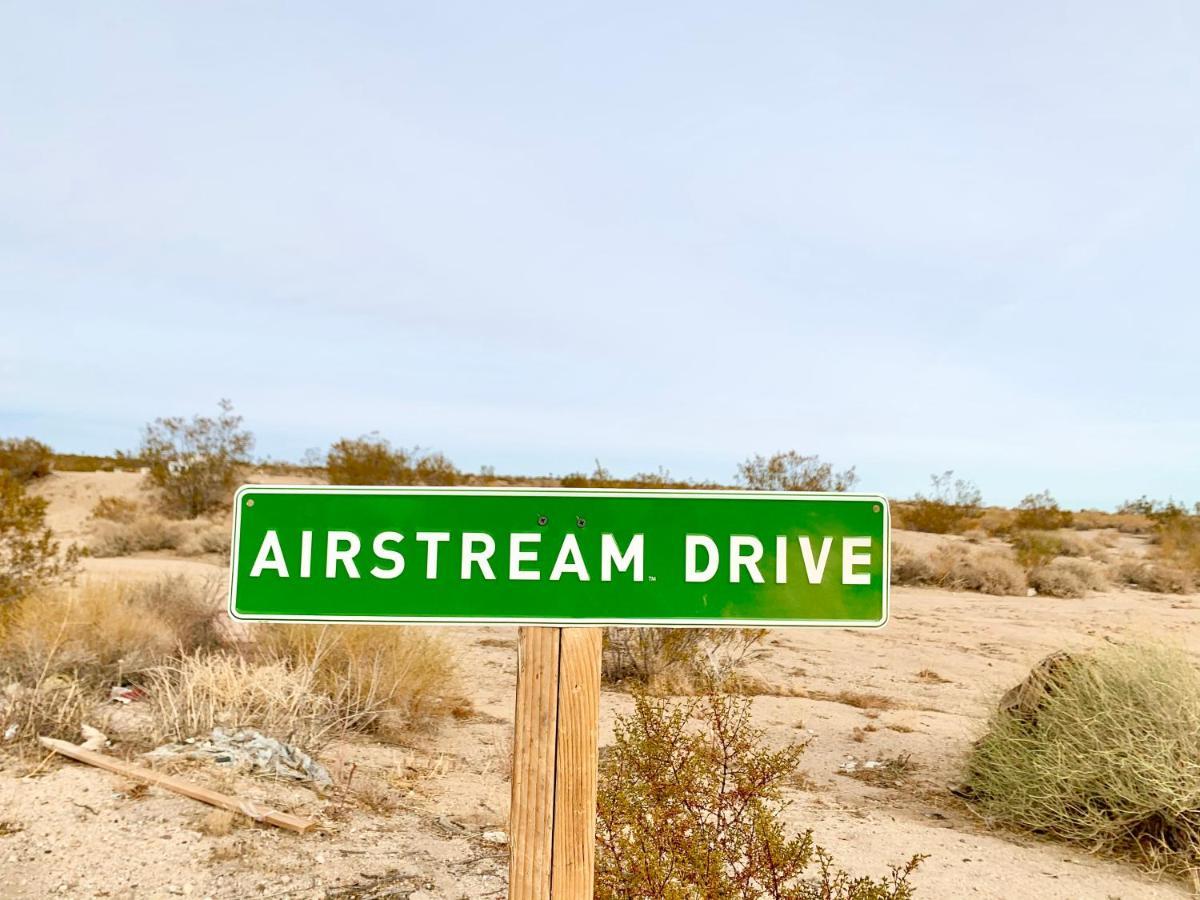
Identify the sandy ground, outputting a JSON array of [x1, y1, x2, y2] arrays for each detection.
[[1, 472, 1196, 899]]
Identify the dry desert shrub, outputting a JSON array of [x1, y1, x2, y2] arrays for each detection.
[[1155, 514, 1200, 580], [90, 495, 140, 523], [1112, 559, 1193, 595], [0, 673, 95, 745], [0, 473, 78, 607], [176, 521, 232, 558], [89, 515, 186, 556], [143, 652, 348, 749], [138, 399, 254, 518], [254, 624, 467, 738], [326, 434, 460, 486], [0, 437, 53, 483], [736, 451, 858, 492], [602, 627, 767, 694], [1009, 530, 1092, 570], [1027, 565, 1087, 599], [965, 644, 1200, 875], [899, 471, 982, 534], [1014, 491, 1074, 531], [1, 581, 180, 684], [596, 692, 923, 899], [1072, 509, 1155, 534], [88, 500, 231, 560], [976, 507, 1017, 537], [891, 544, 1025, 596], [0, 577, 223, 746]]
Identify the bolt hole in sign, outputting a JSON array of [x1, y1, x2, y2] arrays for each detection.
[[228, 486, 889, 627]]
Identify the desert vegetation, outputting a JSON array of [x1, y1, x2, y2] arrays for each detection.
[[601, 627, 768, 694], [737, 451, 859, 492], [897, 471, 983, 534], [0, 576, 466, 753], [965, 644, 1200, 876], [0, 467, 77, 607], [325, 434, 461, 486], [597, 692, 922, 898], [138, 399, 254, 517]]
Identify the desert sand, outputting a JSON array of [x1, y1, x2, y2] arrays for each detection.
[[1, 471, 1195, 899]]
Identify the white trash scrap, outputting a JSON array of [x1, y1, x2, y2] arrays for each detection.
[[146, 728, 332, 785]]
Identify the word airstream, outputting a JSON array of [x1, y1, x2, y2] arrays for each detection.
[[229, 486, 890, 627]]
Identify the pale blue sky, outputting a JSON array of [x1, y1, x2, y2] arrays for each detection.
[[1, 3, 1197, 509]]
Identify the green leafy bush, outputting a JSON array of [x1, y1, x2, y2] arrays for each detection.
[[139, 399, 254, 517], [965, 644, 1200, 874], [597, 692, 923, 899], [737, 451, 858, 492]]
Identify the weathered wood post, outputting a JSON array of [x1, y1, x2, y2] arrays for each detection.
[[509, 626, 603, 900]]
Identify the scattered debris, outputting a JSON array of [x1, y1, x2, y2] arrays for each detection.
[[482, 829, 508, 845], [145, 728, 332, 785], [38, 736, 316, 833], [838, 754, 917, 788], [0, 820, 23, 837], [79, 724, 107, 751], [109, 685, 146, 704]]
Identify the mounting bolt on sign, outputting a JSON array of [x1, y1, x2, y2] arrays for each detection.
[[227, 486, 890, 899]]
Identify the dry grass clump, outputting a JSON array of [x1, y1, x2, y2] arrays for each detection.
[[842, 754, 917, 789], [891, 543, 1025, 596], [143, 652, 348, 749], [965, 644, 1200, 874], [1, 580, 464, 755], [601, 627, 767, 694], [809, 689, 900, 710], [1, 581, 183, 683], [0, 675, 95, 745], [0, 577, 222, 747], [254, 624, 468, 738]]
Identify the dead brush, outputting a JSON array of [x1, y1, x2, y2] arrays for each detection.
[[891, 543, 1026, 596], [142, 651, 354, 750], [601, 626, 768, 694], [1, 581, 181, 686], [254, 624, 468, 738]]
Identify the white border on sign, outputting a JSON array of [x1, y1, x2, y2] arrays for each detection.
[[227, 485, 891, 628]]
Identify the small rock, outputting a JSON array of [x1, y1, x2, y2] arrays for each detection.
[[482, 830, 508, 845]]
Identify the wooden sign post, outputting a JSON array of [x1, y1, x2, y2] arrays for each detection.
[[509, 626, 602, 900], [226, 486, 890, 899]]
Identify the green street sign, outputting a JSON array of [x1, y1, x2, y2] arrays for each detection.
[[228, 486, 890, 627]]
